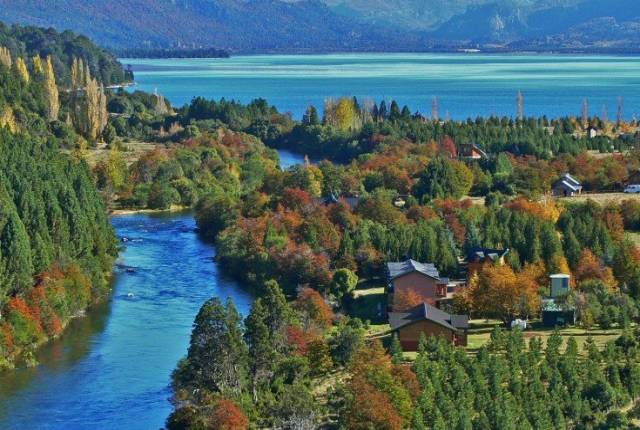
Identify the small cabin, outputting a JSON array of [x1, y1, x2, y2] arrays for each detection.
[[552, 173, 582, 197], [541, 299, 576, 327], [459, 143, 488, 160]]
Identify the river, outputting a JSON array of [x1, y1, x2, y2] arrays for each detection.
[[0, 212, 254, 430]]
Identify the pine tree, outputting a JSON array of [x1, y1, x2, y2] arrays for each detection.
[[244, 298, 277, 402], [390, 333, 404, 364], [186, 297, 248, 395]]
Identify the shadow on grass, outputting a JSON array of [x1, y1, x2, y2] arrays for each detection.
[[346, 289, 387, 325]]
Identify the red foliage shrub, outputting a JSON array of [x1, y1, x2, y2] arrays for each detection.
[[211, 398, 249, 430], [286, 325, 308, 356]]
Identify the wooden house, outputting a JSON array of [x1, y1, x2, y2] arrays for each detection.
[[389, 303, 469, 350], [459, 143, 488, 160], [386, 259, 455, 312], [552, 173, 582, 197]]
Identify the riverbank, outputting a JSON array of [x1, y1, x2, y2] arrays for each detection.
[[0, 266, 115, 371], [110, 204, 189, 216], [0, 212, 253, 429]]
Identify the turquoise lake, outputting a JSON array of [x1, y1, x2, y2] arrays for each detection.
[[123, 53, 640, 119]]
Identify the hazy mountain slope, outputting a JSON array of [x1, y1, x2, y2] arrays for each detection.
[[432, 0, 640, 43], [1, 0, 639, 52], [0, 0, 429, 52]]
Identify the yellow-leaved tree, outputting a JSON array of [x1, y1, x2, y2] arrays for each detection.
[[0, 46, 12, 68], [15, 57, 29, 83], [43, 56, 60, 121], [0, 105, 18, 133], [71, 57, 108, 141], [32, 54, 43, 75]]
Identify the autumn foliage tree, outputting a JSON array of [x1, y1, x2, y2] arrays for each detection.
[[463, 262, 541, 325], [341, 341, 415, 430], [210, 399, 249, 430]]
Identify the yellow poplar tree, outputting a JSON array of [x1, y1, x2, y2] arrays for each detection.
[[15, 57, 29, 83], [335, 97, 356, 131], [32, 54, 43, 75], [75, 76, 108, 140], [44, 56, 60, 121], [0, 46, 11, 68], [0, 105, 18, 133]]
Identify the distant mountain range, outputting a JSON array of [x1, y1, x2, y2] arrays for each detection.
[[1, 0, 640, 53]]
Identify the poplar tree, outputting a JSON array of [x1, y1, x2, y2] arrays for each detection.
[[32, 54, 43, 75], [15, 57, 29, 83], [0, 106, 17, 133], [0, 46, 11, 68], [43, 56, 60, 121]]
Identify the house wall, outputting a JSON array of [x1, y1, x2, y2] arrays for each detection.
[[392, 272, 439, 310], [397, 320, 459, 351]]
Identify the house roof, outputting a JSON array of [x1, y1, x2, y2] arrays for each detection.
[[550, 273, 570, 279], [389, 303, 469, 332], [387, 259, 445, 282], [554, 173, 582, 191], [313, 194, 359, 209], [466, 247, 510, 263]]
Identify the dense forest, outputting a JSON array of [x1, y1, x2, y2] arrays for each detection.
[[90, 94, 639, 428], [0, 22, 132, 86], [0, 24, 123, 368]]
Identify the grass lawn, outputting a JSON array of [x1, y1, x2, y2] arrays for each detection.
[[466, 319, 625, 353]]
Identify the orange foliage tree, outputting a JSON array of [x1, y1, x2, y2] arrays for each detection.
[[341, 341, 415, 430], [210, 398, 249, 430], [393, 288, 424, 312], [295, 288, 333, 330], [574, 249, 618, 291], [464, 262, 541, 325]]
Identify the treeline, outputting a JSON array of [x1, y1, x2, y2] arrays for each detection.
[[0, 22, 132, 86], [0, 130, 117, 368], [117, 47, 230, 59]]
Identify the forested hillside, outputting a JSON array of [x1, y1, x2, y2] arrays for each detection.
[[0, 24, 119, 369], [0, 22, 132, 86], [0, 0, 427, 52], [2, 0, 640, 52]]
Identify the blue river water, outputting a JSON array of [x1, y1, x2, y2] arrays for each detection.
[[0, 212, 254, 430], [122, 53, 640, 120]]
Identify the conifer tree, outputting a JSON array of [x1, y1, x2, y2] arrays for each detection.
[[390, 333, 404, 364]]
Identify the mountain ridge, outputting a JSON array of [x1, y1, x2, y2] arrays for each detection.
[[1, 0, 640, 52]]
